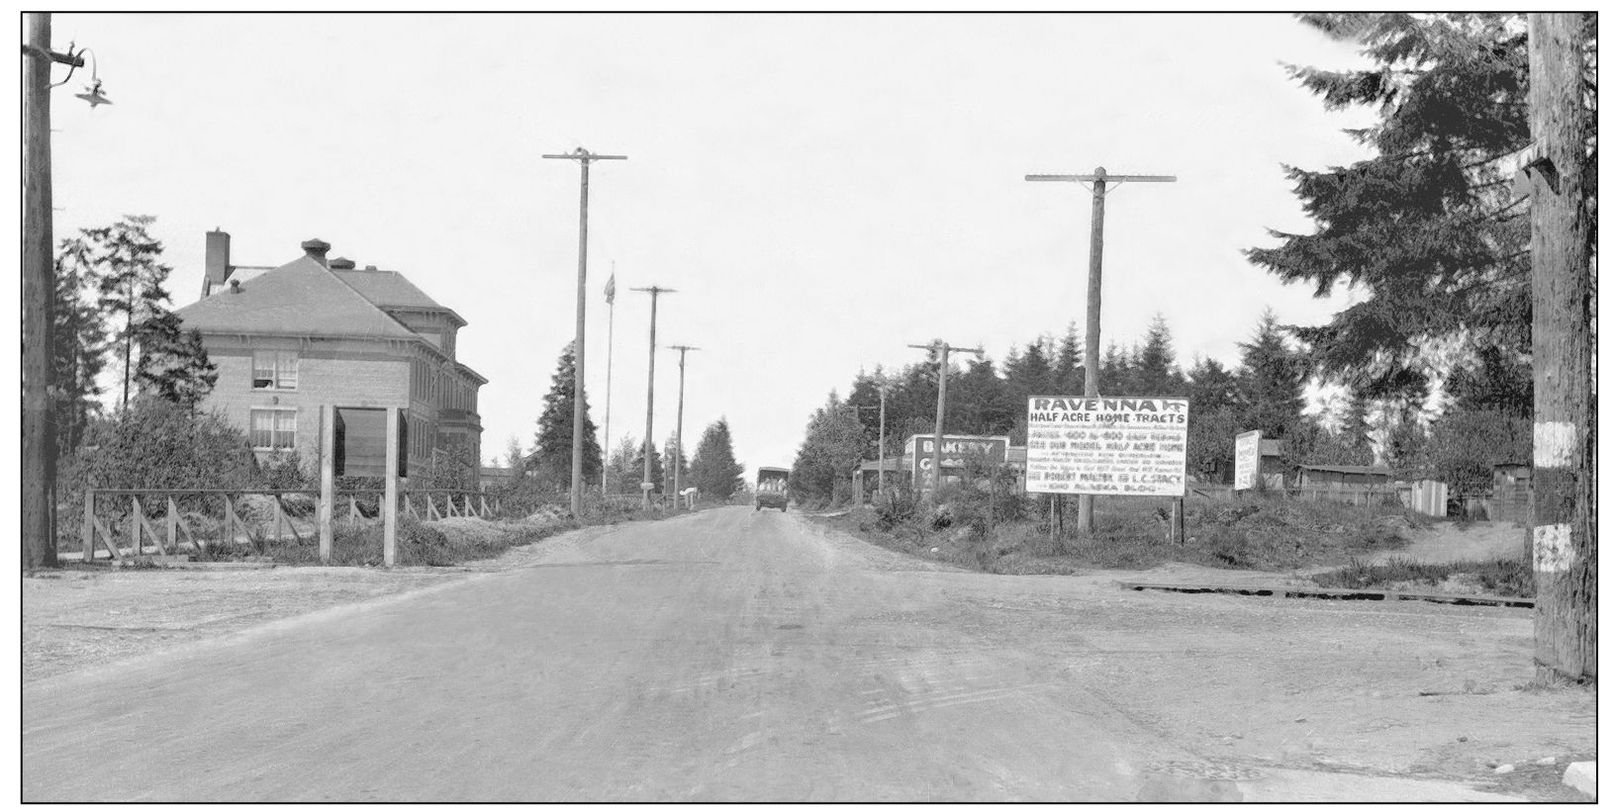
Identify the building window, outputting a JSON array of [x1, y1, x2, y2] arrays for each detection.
[[250, 408, 297, 450], [252, 351, 298, 390]]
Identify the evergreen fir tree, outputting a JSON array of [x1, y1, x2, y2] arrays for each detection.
[[1236, 311, 1307, 439], [1053, 322, 1084, 394], [134, 311, 217, 410], [529, 342, 603, 488], [790, 391, 866, 503], [689, 418, 746, 499], [1133, 314, 1185, 397], [1245, 13, 1575, 403], [631, 440, 664, 495], [662, 434, 690, 495]]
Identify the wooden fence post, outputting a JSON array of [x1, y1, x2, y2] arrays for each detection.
[[82, 490, 95, 562], [166, 498, 178, 555], [383, 407, 399, 567], [320, 404, 335, 564], [130, 496, 143, 556]]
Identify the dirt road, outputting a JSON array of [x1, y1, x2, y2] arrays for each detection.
[[23, 507, 1589, 801]]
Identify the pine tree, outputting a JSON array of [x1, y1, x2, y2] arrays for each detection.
[[85, 216, 176, 409], [529, 342, 603, 488], [1099, 343, 1131, 395], [1246, 13, 1554, 402], [134, 311, 217, 409], [689, 418, 745, 499], [52, 236, 108, 458]]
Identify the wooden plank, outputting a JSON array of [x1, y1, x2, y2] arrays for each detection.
[[134, 503, 168, 558], [93, 515, 123, 561], [427, 495, 441, 521], [274, 495, 307, 544], [404, 494, 419, 520]]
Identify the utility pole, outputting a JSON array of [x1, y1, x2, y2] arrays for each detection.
[[877, 379, 888, 497], [1524, 13, 1594, 682], [1027, 166, 1175, 533], [669, 345, 700, 509], [908, 341, 983, 496], [22, 13, 87, 571], [602, 264, 617, 494], [542, 147, 626, 520], [633, 285, 676, 509]]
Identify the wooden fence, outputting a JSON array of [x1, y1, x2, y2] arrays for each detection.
[[1187, 483, 1405, 507], [77, 488, 502, 563]]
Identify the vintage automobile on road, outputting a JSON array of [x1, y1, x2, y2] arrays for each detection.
[[754, 467, 789, 512]]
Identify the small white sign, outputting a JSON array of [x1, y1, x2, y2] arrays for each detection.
[[1234, 430, 1261, 491], [1025, 396, 1188, 497]]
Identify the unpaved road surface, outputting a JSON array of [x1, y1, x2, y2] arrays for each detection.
[[23, 507, 1590, 801]]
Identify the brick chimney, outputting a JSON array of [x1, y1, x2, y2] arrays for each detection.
[[329, 256, 356, 270], [301, 238, 331, 267], [203, 229, 232, 296]]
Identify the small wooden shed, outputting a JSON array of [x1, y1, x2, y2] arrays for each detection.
[[1488, 463, 1532, 524]]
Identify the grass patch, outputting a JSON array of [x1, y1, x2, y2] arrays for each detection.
[[837, 491, 1420, 575], [197, 516, 574, 567], [1311, 555, 1533, 597]]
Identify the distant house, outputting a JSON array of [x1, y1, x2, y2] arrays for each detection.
[[174, 231, 487, 485], [1294, 464, 1393, 489]]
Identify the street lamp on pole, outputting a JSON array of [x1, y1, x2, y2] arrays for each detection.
[[22, 14, 108, 571], [542, 146, 626, 520]]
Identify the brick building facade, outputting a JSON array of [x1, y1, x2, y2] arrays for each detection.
[[175, 232, 486, 485]]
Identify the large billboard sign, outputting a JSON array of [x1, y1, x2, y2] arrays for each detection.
[[904, 434, 1010, 492], [1233, 430, 1261, 491], [1025, 397, 1189, 496]]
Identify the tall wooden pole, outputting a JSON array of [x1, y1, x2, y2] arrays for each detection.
[[542, 148, 626, 519], [383, 407, 400, 567], [319, 405, 335, 563], [22, 12, 76, 571], [669, 345, 699, 509], [602, 265, 616, 494], [1078, 169, 1109, 533], [877, 383, 887, 496], [633, 286, 676, 508], [1027, 166, 1176, 535], [909, 341, 982, 496], [1526, 12, 1594, 682]]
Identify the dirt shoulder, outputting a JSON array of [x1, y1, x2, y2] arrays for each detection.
[[21, 520, 626, 684]]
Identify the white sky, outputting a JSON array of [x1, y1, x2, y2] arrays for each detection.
[[36, 12, 1381, 474]]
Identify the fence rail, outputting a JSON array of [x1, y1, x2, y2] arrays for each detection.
[[1187, 483, 1406, 507], [77, 488, 502, 563]]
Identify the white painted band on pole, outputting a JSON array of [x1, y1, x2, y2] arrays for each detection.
[[1533, 523, 1574, 573], [1533, 421, 1577, 467]]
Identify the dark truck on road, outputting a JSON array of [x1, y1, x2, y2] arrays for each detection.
[[755, 467, 789, 511]]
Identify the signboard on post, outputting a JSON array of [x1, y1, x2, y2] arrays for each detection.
[[904, 434, 1010, 493], [1233, 430, 1261, 491], [1024, 397, 1189, 496], [335, 407, 408, 478]]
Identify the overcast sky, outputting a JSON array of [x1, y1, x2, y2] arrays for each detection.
[[40, 12, 1380, 474]]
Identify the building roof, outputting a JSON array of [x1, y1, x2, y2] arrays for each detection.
[[1296, 464, 1392, 476], [331, 269, 465, 325], [175, 256, 419, 340]]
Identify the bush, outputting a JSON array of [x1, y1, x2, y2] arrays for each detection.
[[254, 450, 311, 489]]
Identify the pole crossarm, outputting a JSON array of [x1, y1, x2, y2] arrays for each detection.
[[542, 148, 628, 163], [632, 286, 678, 295], [1025, 174, 1176, 182]]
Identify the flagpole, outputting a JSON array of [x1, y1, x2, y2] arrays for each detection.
[[602, 264, 616, 494]]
